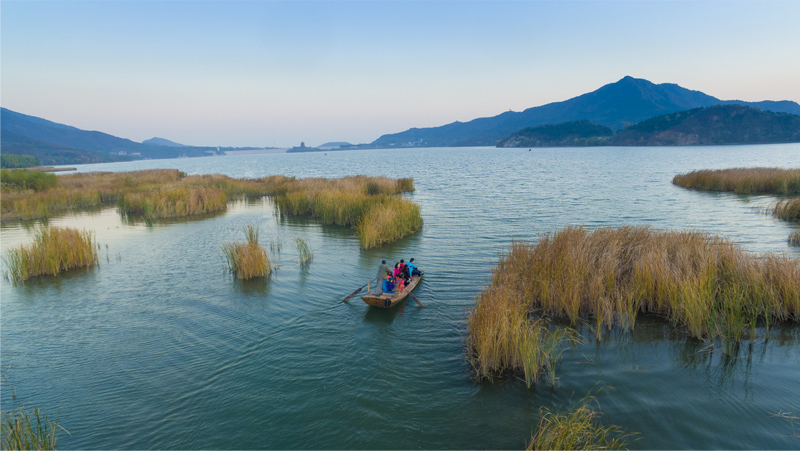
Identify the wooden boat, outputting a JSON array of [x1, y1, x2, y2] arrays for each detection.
[[361, 274, 422, 308]]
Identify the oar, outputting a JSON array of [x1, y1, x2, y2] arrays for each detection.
[[341, 278, 376, 303], [409, 292, 426, 308]]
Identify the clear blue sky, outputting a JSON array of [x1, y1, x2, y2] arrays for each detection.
[[2, 0, 799, 147]]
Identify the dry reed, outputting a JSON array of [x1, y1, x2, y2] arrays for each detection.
[[774, 198, 800, 223], [222, 225, 271, 280], [356, 198, 423, 249], [1, 408, 62, 450], [672, 167, 800, 194], [118, 187, 227, 219], [527, 396, 631, 450], [4, 226, 98, 284], [2, 170, 420, 248], [468, 226, 800, 379]]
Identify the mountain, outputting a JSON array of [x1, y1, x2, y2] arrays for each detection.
[[0, 130, 132, 165], [497, 121, 614, 147], [0, 108, 218, 164], [372, 76, 800, 147], [142, 137, 187, 147], [608, 105, 800, 146], [497, 105, 800, 147]]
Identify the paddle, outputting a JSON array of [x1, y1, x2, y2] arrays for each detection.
[[341, 278, 376, 303], [409, 292, 426, 308]]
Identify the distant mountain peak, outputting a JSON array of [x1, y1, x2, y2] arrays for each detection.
[[371, 76, 800, 147]]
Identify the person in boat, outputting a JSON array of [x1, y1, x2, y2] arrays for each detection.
[[376, 259, 391, 284], [398, 259, 410, 283], [382, 274, 395, 294], [392, 263, 403, 280], [396, 276, 405, 292], [407, 258, 423, 277]]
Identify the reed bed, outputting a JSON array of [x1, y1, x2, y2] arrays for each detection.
[[356, 198, 423, 249], [4, 226, 98, 284], [791, 230, 800, 246], [468, 226, 800, 378], [672, 167, 800, 194], [118, 187, 227, 220], [774, 197, 800, 223], [1, 408, 61, 450], [1, 170, 420, 247], [527, 396, 631, 450], [467, 279, 580, 385], [222, 225, 272, 280]]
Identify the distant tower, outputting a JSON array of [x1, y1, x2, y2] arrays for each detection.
[[300, 141, 305, 148]]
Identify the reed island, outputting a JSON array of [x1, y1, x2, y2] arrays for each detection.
[[673, 167, 800, 242], [0, 169, 421, 250], [468, 226, 800, 387]]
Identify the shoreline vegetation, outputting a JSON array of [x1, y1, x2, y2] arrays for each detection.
[[1, 408, 62, 450], [673, 168, 800, 242], [467, 226, 800, 383], [3, 226, 98, 285], [0, 169, 421, 249], [672, 168, 800, 195]]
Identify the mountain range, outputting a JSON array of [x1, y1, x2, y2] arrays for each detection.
[[0, 108, 219, 165], [372, 76, 800, 147], [498, 105, 800, 147], [2, 76, 799, 165]]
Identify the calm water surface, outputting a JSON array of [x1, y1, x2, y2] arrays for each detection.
[[2, 145, 799, 449]]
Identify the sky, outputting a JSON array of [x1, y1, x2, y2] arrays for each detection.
[[2, 0, 799, 148]]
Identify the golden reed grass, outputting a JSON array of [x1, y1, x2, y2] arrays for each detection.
[[672, 167, 800, 194], [467, 282, 579, 386], [527, 395, 632, 450], [4, 226, 98, 284], [356, 198, 423, 249], [2, 170, 421, 248], [222, 225, 272, 280], [468, 226, 800, 379]]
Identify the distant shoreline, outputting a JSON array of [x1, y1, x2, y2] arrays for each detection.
[[224, 149, 287, 156], [28, 166, 77, 172]]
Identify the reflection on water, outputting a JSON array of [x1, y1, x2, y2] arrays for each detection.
[[2, 145, 800, 449]]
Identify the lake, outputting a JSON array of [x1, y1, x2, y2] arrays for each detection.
[[2, 145, 799, 449]]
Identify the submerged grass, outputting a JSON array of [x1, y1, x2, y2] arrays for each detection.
[[3, 226, 98, 284], [222, 225, 271, 280], [468, 226, 800, 379], [527, 395, 632, 450], [790, 230, 800, 246], [2, 170, 421, 248], [1, 408, 62, 450], [294, 237, 313, 266], [672, 167, 800, 195]]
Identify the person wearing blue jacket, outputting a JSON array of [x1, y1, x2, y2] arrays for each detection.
[[406, 258, 422, 277], [381, 274, 395, 294]]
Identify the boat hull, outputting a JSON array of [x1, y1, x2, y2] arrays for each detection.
[[361, 274, 422, 308]]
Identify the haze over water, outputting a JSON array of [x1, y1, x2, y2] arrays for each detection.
[[2, 145, 800, 449]]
